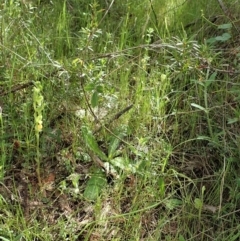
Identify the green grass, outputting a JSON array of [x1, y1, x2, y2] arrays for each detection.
[[1, 0, 240, 240]]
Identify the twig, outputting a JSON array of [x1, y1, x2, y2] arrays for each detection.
[[216, 0, 240, 34], [217, 0, 229, 16], [93, 104, 133, 134], [0, 81, 34, 96], [89, 42, 169, 60]]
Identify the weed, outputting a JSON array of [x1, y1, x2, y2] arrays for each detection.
[[33, 81, 44, 186]]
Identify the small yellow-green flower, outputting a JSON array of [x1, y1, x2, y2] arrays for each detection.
[[35, 121, 43, 132]]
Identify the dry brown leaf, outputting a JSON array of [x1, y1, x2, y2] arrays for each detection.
[[42, 173, 55, 191], [203, 204, 219, 213]]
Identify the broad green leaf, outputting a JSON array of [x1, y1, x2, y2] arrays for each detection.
[[179, 235, 186, 241], [191, 103, 207, 112], [83, 173, 107, 201], [96, 85, 104, 93], [84, 183, 99, 201], [209, 72, 217, 81], [108, 138, 121, 159], [227, 118, 239, 124], [91, 91, 99, 108], [110, 157, 128, 170], [85, 83, 95, 91], [108, 126, 127, 159], [81, 126, 108, 161], [111, 157, 136, 172], [164, 198, 182, 210], [218, 23, 232, 30], [205, 71, 217, 87], [194, 198, 203, 210], [206, 37, 217, 45], [215, 33, 231, 42]]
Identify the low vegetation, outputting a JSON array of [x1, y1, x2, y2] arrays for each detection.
[[0, 0, 240, 240]]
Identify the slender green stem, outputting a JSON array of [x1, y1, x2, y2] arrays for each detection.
[[0, 108, 6, 179], [204, 69, 213, 138], [35, 132, 42, 187]]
